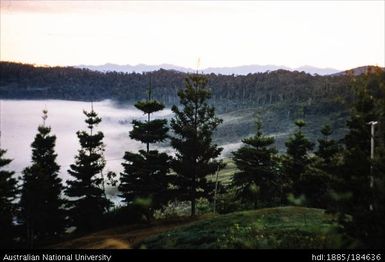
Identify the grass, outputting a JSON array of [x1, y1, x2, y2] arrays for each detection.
[[219, 158, 237, 184], [136, 206, 347, 249], [207, 158, 237, 187]]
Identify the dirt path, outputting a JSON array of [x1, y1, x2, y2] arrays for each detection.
[[50, 218, 201, 249]]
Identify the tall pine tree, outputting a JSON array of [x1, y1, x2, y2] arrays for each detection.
[[232, 120, 279, 208], [315, 124, 341, 171], [335, 71, 385, 247], [19, 109, 66, 247], [65, 106, 111, 232], [0, 148, 18, 247], [305, 124, 342, 208], [283, 120, 314, 199], [119, 81, 171, 218], [372, 70, 385, 248], [170, 74, 224, 216]]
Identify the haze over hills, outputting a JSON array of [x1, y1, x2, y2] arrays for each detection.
[[76, 63, 341, 76]]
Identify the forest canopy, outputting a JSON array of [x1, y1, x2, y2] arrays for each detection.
[[0, 62, 353, 111]]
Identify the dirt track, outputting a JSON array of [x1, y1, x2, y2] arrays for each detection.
[[50, 217, 201, 249]]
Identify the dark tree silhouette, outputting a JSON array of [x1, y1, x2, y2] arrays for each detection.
[[0, 148, 18, 247], [232, 120, 279, 208], [283, 120, 314, 198], [335, 71, 385, 248], [170, 74, 224, 216], [19, 110, 66, 247], [119, 81, 171, 219], [65, 106, 111, 232]]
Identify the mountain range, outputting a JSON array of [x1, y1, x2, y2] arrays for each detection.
[[76, 63, 341, 76]]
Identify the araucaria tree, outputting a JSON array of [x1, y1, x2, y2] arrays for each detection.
[[315, 124, 341, 172], [0, 148, 18, 247], [309, 125, 341, 206], [65, 107, 111, 232], [170, 74, 224, 216], [119, 82, 171, 218], [232, 120, 279, 208], [19, 110, 66, 247], [283, 120, 314, 199]]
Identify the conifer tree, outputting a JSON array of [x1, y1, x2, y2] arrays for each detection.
[[284, 123, 331, 208], [335, 71, 385, 247], [232, 120, 279, 208], [119, 81, 171, 218], [283, 120, 314, 198], [299, 162, 331, 208], [170, 74, 224, 216], [65, 106, 111, 232], [303, 124, 342, 208], [0, 148, 18, 247], [372, 71, 385, 248], [315, 125, 341, 171], [19, 109, 66, 247], [371, 132, 385, 248]]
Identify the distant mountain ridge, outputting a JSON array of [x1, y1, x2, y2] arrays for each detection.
[[76, 63, 341, 76], [77, 63, 193, 74]]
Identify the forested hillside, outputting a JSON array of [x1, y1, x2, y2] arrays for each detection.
[[0, 62, 351, 108], [0, 62, 376, 150]]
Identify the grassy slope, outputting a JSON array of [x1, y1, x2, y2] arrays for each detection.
[[207, 158, 237, 187], [50, 162, 347, 250], [137, 206, 346, 249], [215, 104, 349, 155]]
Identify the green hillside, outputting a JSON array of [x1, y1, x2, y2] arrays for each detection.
[[137, 206, 348, 249]]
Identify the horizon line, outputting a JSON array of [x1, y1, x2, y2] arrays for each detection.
[[3, 59, 385, 72]]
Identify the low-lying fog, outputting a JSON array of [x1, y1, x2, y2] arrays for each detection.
[[1, 99, 240, 201]]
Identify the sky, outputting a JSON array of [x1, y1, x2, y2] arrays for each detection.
[[0, 0, 384, 70]]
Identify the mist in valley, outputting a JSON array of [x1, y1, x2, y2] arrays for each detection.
[[1, 99, 246, 201]]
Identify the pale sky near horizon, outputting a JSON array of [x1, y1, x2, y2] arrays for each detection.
[[0, 0, 384, 70]]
